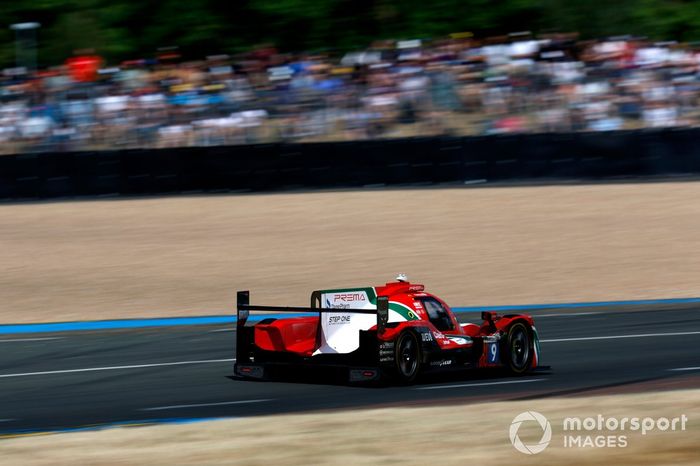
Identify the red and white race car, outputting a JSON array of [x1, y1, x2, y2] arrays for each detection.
[[235, 276, 541, 384]]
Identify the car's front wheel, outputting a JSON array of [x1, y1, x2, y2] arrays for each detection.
[[394, 331, 421, 383], [505, 322, 533, 374]]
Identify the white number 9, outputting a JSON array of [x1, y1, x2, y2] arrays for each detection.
[[489, 343, 498, 362]]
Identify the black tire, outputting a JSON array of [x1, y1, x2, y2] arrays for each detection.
[[505, 322, 533, 374], [394, 331, 421, 384]]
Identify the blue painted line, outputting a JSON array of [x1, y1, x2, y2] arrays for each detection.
[[0, 416, 238, 437], [1, 296, 699, 335], [452, 297, 700, 313], [0, 313, 316, 335], [0, 316, 236, 334]]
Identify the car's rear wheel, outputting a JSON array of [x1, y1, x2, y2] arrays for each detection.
[[394, 331, 421, 383], [505, 322, 533, 374]]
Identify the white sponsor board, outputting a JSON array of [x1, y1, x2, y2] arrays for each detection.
[[313, 290, 377, 355]]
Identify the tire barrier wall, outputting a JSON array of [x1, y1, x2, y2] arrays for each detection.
[[1, 128, 699, 200]]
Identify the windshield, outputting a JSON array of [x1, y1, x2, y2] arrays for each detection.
[[419, 297, 454, 331]]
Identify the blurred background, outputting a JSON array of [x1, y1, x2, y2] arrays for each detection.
[[1, 4, 700, 460], [0, 0, 699, 154]]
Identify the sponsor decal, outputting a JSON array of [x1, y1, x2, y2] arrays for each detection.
[[430, 359, 453, 367], [328, 315, 352, 325], [379, 341, 395, 363], [421, 332, 434, 342], [333, 293, 366, 303], [327, 299, 350, 309], [446, 336, 471, 345]]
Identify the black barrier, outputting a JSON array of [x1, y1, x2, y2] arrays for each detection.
[[1, 128, 700, 200]]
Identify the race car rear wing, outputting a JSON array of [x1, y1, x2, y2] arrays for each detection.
[[236, 290, 390, 361]]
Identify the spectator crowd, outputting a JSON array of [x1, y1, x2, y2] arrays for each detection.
[[1, 33, 699, 154]]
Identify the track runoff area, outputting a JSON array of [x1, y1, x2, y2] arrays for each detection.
[[0, 298, 699, 436]]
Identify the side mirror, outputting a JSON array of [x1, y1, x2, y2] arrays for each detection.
[[481, 311, 497, 332]]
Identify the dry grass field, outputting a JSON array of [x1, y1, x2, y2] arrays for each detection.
[[2, 182, 700, 323], [2, 389, 697, 465]]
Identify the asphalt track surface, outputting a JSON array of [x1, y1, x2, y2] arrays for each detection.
[[1, 305, 699, 435]]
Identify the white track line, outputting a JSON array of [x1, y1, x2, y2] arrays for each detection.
[[0, 358, 235, 379], [0, 337, 64, 343], [669, 367, 700, 372], [541, 331, 700, 343], [536, 312, 599, 318], [414, 378, 546, 391], [209, 328, 235, 333], [142, 399, 272, 411], [0, 419, 15, 422]]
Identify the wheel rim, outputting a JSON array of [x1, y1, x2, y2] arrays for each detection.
[[398, 336, 418, 377], [510, 327, 530, 369]]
